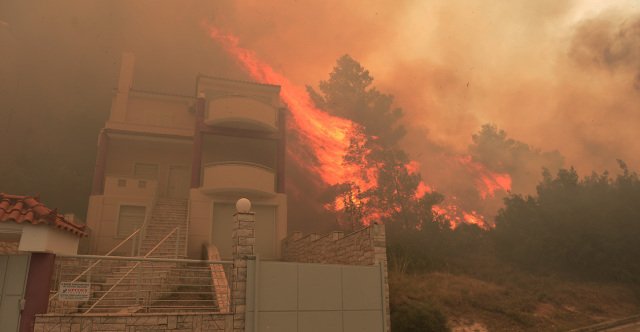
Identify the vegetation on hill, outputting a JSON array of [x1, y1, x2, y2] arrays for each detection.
[[309, 55, 640, 331], [387, 163, 640, 330], [493, 161, 640, 283]]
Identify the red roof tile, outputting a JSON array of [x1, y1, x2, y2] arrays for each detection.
[[0, 193, 87, 237]]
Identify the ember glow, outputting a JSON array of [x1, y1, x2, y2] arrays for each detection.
[[208, 26, 511, 229], [451, 155, 512, 199], [433, 200, 489, 230]]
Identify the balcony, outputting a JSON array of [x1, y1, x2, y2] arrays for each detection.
[[103, 175, 158, 197], [205, 96, 278, 132], [201, 162, 276, 197]]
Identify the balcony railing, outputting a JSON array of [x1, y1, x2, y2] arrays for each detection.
[[201, 162, 276, 197], [205, 96, 278, 132]]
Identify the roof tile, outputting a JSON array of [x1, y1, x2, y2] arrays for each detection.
[[0, 193, 87, 237]]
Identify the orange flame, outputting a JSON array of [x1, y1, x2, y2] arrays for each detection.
[[209, 27, 375, 193], [432, 199, 489, 230], [452, 155, 512, 199], [208, 27, 509, 230]]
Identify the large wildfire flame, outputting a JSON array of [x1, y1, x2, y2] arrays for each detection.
[[209, 27, 372, 191], [208, 26, 511, 229]]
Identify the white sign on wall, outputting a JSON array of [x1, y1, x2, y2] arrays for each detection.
[[58, 282, 91, 301]]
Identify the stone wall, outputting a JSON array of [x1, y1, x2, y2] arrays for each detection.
[[206, 244, 231, 313], [34, 313, 233, 331], [281, 224, 387, 266], [281, 224, 390, 332], [0, 241, 19, 254]]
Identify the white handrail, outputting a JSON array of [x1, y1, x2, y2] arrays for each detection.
[[184, 197, 191, 258], [48, 228, 141, 301], [136, 196, 158, 256], [85, 226, 181, 314]]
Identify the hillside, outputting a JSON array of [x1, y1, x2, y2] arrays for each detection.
[[389, 252, 640, 331]]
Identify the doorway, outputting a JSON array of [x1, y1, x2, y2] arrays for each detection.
[[167, 166, 190, 199]]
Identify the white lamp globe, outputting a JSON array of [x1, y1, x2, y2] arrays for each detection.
[[236, 198, 251, 213]]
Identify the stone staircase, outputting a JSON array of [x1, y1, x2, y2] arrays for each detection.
[[139, 198, 189, 258], [79, 261, 219, 314], [51, 198, 226, 314]]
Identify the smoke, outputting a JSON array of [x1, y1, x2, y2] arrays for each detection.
[[213, 1, 640, 206], [2, 1, 640, 227]]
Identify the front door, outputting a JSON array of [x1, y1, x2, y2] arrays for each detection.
[[167, 166, 190, 198], [0, 254, 30, 332]]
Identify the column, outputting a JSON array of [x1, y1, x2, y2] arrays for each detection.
[[20, 252, 55, 332], [230, 198, 255, 332]]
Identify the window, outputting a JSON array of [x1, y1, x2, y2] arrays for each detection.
[[117, 179, 126, 187], [117, 205, 146, 237], [138, 180, 147, 189], [134, 163, 159, 179]]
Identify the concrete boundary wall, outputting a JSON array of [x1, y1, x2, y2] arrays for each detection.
[[246, 260, 386, 332], [280, 224, 390, 332], [34, 313, 233, 331]]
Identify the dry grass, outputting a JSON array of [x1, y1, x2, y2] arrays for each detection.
[[389, 253, 640, 331]]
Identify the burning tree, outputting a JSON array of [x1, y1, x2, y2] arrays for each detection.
[[308, 55, 445, 230], [468, 123, 564, 195], [307, 54, 406, 145]]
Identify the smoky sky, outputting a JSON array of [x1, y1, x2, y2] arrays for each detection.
[[2, 1, 640, 226]]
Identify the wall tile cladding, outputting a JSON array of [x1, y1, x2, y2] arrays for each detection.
[[281, 224, 387, 266]]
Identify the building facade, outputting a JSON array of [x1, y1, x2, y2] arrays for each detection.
[[85, 53, 287, 260], [39, 53, 389, 332]]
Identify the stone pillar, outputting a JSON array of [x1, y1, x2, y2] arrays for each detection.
[[230, 199, 255, 332], [371, 223, 390, 332]]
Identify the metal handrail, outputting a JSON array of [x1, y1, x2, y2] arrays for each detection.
[[143, 226, 179, 258], [85, 226, 181, 314], [184, 197, 191, 258], [48, 228, 142, 301], [136, 195, 158, 256], [55, 254, 231, 265], [50, 254, 233, 314]]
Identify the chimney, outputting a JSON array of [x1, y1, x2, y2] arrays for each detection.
[[109, 52, 135, 122]]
